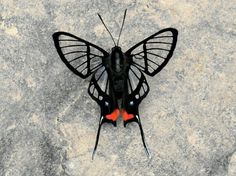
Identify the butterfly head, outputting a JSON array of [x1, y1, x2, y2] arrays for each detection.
[[112, 46, 121, 51], [110, 46, 124, 73]]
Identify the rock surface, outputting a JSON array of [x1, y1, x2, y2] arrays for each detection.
[[0, 0, 235, 175]]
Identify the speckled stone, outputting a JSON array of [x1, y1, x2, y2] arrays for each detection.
[[0, 0, 235, 176]]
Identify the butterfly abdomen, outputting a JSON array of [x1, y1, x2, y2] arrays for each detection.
[[112, 76, 125, 97]]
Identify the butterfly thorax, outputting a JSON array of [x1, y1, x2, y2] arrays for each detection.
[[110, 46, 124, 73], [107, 46, 129, 98]]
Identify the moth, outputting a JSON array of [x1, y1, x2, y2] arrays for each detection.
[[52, 9, 178, 159]]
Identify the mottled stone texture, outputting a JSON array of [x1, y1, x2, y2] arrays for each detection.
[[0, 0, 235, 175]]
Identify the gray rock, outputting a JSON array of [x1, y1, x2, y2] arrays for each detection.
[[0, 0, 235, 175]]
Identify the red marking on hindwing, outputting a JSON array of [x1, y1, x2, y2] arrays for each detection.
[[122, 109, 134, 121], [105, 109, 120, 121]]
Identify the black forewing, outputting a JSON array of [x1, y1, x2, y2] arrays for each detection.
[[125, 28, 178, 76], [53, 32, 109, 79]]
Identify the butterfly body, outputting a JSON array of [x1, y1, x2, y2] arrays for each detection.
[[52, 11, 178, 158], [105, 46, 128, 97]]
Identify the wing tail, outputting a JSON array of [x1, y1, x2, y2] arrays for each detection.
[[122, 65, 150, 157], [88, 67, 120, 159]]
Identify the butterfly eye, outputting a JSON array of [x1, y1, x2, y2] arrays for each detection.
[[130, 101, 134, 105], [105, 101, 109, 106]]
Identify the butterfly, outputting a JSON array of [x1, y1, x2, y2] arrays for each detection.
[[52, 9, 178, 159]]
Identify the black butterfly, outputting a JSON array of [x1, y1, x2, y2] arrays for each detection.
[[52, 9, 178, 159]]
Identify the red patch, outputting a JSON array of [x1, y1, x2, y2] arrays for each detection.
[[105, 109, 120, 121], [122, 109, 134, 121]]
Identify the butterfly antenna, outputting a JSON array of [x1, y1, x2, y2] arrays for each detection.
[[117, 9, 127, 46], [97, 13, 117, 46]]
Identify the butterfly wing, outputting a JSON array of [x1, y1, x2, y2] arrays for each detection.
[[125, 28, 178, 76], [88, 66, 120, 158], [126, 65, 150, 107], [53, 32, 109, 78], [123, 28, 178, 156], [88, 66, 112, 111], [122, 65, 149, 123], [121, 65, 150, 156]]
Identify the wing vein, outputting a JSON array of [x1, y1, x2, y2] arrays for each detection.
[[105, 75, 109, 93], [146, 41, 172, 45], [133, 62, 146, 69], [148, 64, 155, 71], [60, 44, 87, 48], [146, 52, 166, 59], [153, 36, 173, 39], [147, 48, 170, 52], [147, 58, 160, 66], [64, 51, 87, 55], [130, 67, 140, 79], [127, 76, 133, 92], [75, 60, 88, 69], [96, 68, 106, 81], [90, 63, 103, 71], [69, 54, 87, 63], [59, 39, 79, 41]]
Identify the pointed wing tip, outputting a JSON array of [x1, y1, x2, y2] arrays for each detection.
[[52, 32, 59, 41], [52, 31, 65, 38], [170, 28, 178, 37]]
